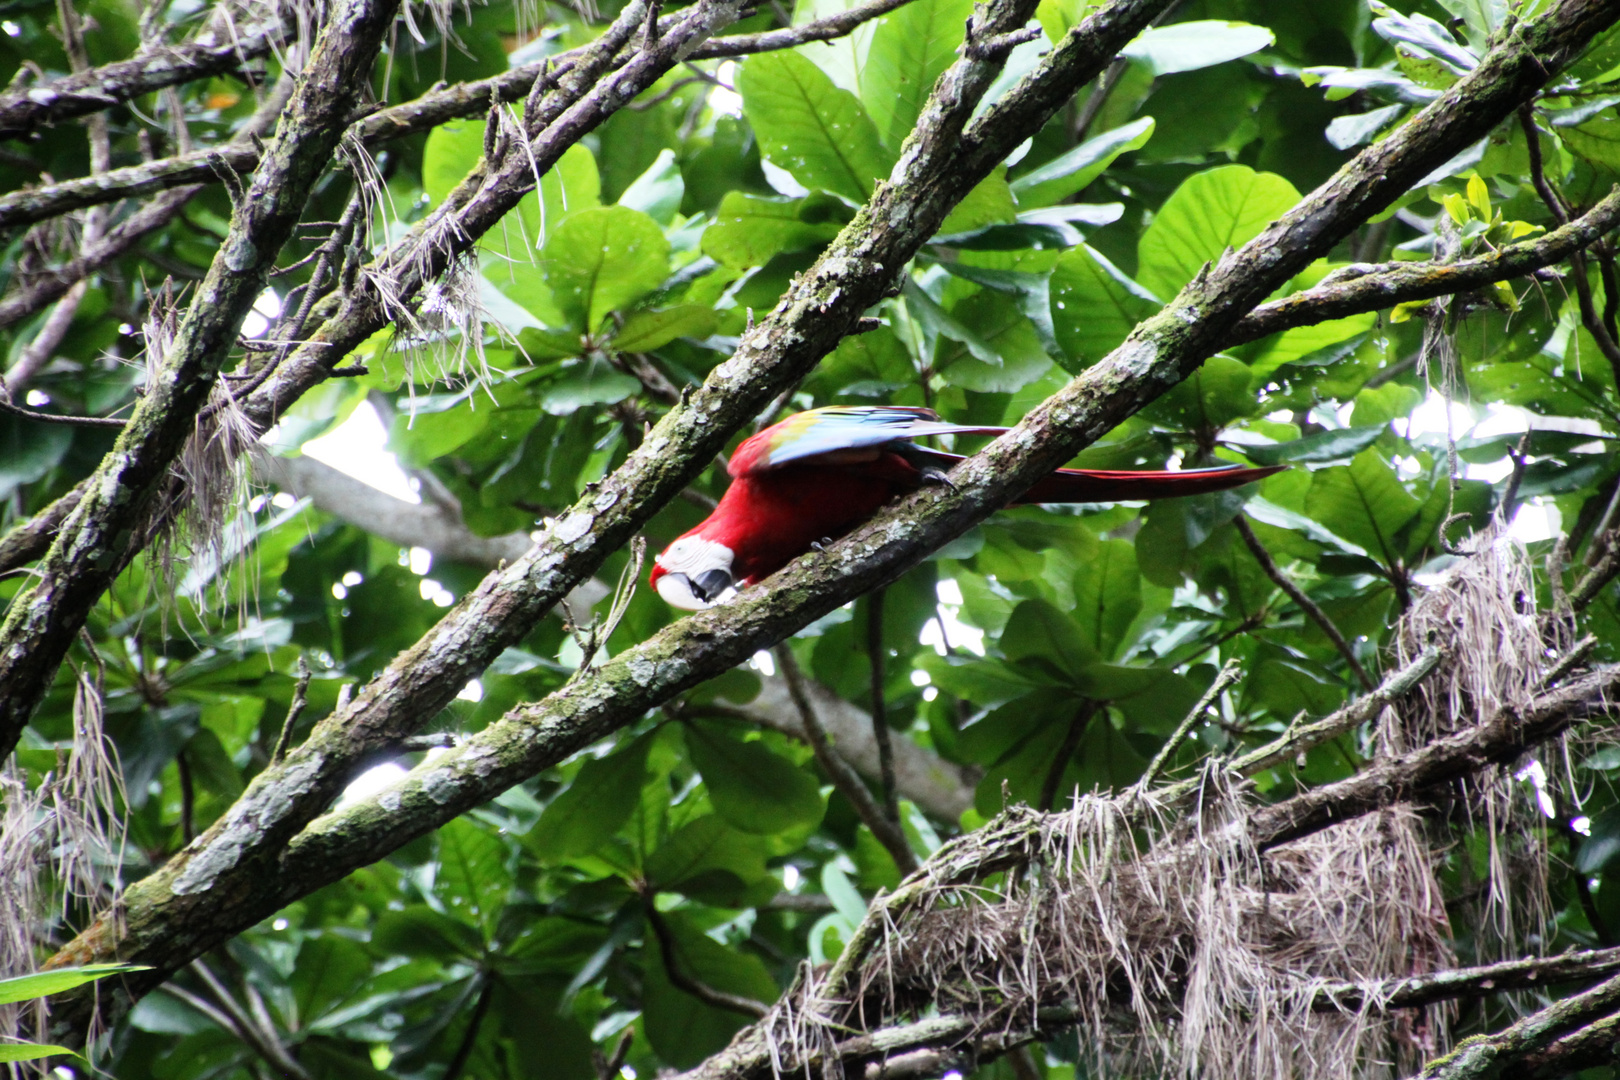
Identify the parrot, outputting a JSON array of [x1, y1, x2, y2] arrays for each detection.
[[649, 405, 1284, 610]]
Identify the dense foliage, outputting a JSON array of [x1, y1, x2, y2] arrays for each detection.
[[5, 0, 1620, 1076]]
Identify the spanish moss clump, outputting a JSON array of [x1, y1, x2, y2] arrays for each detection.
[[0, 663, 127, 1053], [764, 773, 1452, 1080], [136, 287, 261, 621], [377, 251, 503, 407], [1391, 530, 1560, 955]]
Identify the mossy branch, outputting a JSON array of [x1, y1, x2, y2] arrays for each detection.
[[37, 0, 1620, 1047]]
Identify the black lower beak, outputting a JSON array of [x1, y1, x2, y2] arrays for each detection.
[[691, 568, 734, 602]]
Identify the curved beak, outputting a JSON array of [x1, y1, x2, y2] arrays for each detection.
[[654, 569, 736, 611]]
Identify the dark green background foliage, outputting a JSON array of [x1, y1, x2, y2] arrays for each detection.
[[5, 0, 1620, 1075]]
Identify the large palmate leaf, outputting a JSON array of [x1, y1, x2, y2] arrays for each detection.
[[540, 205, 671, 331], [860, 0, 974, 150], [1049, 244, 1161, 370], [1137, 165, 1301, 300], [1304, 450, 1422, 567], [739, 51, 894, 204]]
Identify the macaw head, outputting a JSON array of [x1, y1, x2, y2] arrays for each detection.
[[649, 533, 737, 611]]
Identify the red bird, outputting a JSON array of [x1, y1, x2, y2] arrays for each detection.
[[650, 406, 1283, 610]]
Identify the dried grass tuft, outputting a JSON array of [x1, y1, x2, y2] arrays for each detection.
[[0, 661, 127, 1052], [1391, 529, 1561, 955], [765, 772, 1452, 1080]]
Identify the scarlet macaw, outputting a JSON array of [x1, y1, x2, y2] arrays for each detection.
[[650, 406, 1283, 610]]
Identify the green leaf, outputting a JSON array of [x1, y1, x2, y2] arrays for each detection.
[[422, 118, 483, 206], [1243, 425, 1386, 467], [291, 934, 372, 1027], [1049, 244, 1160, 370], [0, 964, 147, 1005], [1012, 116, 1155, 208], [516, 326, 585, 360], [609, 305, 719, 353], [0, 418, 72, 500], [938, 169, 1019, 235], [530, 736, 653, 861], [1120, 20, 1274, 76], [1577, 806, 1620, 874], [539, 142, 602, 237], [1558, 115, 1620, 170], [1071, 539, 1141, 660], [1136, 491, 1250, 586], [1001, 598, 1099, 681], [917, 653, 1040, 706], [539, 356, 643, 415], [387, 392, 492, 467], [738, 51, 894, 204], [541, 205, 670, 331], [702, 193, 844, 269], [935, 289, 1054, 393], [1144, 355, 1258, 431], [1137, 165, 1301, 301], [618, 148, 685, 225], [0, 1043, 82, 1063], [1252, 655, 1342, 716], [372, 906, 485, 960], [643, 814, 772, 901], [860, 0, 974, 149], [685, 721, 826, 835], [435, 819, 509, 931], [1304, 450, 1421, 567]]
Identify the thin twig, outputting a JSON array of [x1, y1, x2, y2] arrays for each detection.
[[644, 903, 769, 1018], [1520, 105, 1620, 388], [593, 1026, 636, 1080], [1234, 516, 1375, 689], [1137, 658, 1243, 791], [775, 644, 917, 875], [1037, 702, 1095, 811], [0, 397, 128, 428], [441, 976, 496, 1080], [1571, 530, 1620, 611], [867, 589, 902, 831], [272, 659, 313, 763], [186, 960, 312, 1080]]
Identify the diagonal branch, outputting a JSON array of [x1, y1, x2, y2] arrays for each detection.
[[0, 14, 289, 140], [0, 0, 403, 758], [0, 0, 917, 232], [39, 0, 1618, 1044], [1226, 186, 1620, 348], [1234, 515, 1374, 690], [0, 80, 294, 332], [774, 643, 919, 875]]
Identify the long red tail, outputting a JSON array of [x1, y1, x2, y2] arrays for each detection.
[[1016, 463, 1285, 504]]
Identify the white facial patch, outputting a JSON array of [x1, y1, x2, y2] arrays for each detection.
[[654, 536, 737, 611], [655, 535, 734, 578]]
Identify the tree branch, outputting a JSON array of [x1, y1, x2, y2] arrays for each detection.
[[39, 0, 1615, 1043], [1234, 515, 1375, 690], [718, 668, 975, 821], [0, 14, 288, 140], [774, 644, 918, 875], [0, 79, 294, 332], [0, 0, 402, 756], [1224, 186, 1620, 349], [644, 904, 770, 1019], [0, 0, 917, 232]]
